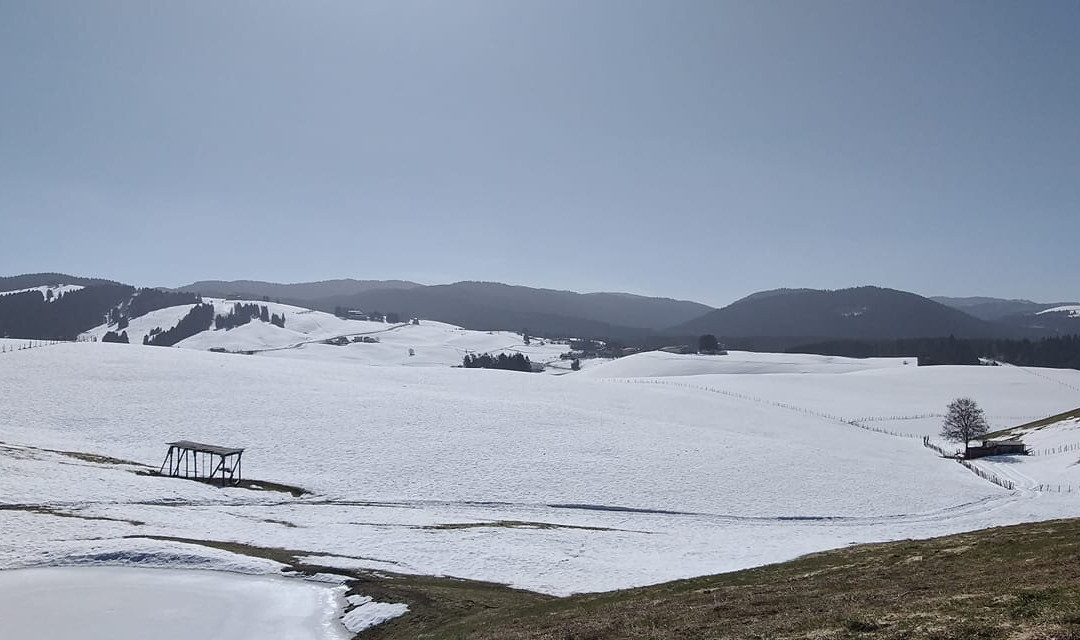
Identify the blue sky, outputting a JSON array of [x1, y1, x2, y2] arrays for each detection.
[[1, 1, 1077, 307]]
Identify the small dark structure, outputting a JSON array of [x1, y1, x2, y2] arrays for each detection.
[[965, 439, 1028, 459], [160, 440, 244, 486]]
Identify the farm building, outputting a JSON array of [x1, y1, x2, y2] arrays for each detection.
[[965, 439, 1028, 459]]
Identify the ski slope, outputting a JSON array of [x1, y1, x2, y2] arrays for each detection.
[[2, 341, 1079, 597]]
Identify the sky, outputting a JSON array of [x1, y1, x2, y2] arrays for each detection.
[[1, 1, 1078, 307]]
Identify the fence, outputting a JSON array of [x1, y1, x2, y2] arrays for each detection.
[[0, 339, 68, 354], [1028, 442, 1080, 456], [922, 437, 1018, 491], [955, 458, 1016, 491], [1036, 483, 1077, 493], [922, 436, 956, 457]]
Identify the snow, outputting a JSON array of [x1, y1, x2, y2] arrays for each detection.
[[0, 284, 83, 300], [2, 341, 1080, 598], [341, 595, 409, 633], [580, 350, 914, 378], [1037, 305, 1080, 317], [0, 567, 349, 640]]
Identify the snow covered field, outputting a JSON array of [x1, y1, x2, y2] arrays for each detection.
[[2, 337, 1080, 608]]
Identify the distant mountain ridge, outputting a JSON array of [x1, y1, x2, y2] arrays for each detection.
[[669, 286, 1044, 340], [931, 295, 1079, 321], [175, 279, 421, 301], [932, 295, 1080, 336], [303, 280, 715, 336], [3, 272, 1074, 342]]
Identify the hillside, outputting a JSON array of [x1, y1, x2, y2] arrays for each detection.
[[670, 286, 1037, 340], [307, 280, 714, 336]]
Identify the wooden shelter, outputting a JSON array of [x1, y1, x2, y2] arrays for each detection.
[[160, 440, 244, 486]]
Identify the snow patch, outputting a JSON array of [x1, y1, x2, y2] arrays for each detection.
[[342, 595, 409, 633]]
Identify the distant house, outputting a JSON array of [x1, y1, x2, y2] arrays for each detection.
[[659, 345, 693, 355], [344, 310, 370, 321], [965, 439, 1028, 459]]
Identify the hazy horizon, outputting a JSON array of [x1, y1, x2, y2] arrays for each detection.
[[2, 1, 1077, 307]]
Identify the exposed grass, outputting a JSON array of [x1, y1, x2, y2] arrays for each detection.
[[420, 520, 633, 533], [130, 520, 1080, 640]]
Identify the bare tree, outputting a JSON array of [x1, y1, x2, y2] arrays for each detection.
[[940, 397, 990, 452]]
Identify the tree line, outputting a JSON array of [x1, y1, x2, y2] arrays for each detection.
[[214, 303, 286, 330], [462, 352, 534, 372], [786, 335, 1080, 369]]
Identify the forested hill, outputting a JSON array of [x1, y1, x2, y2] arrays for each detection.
[[669, 286, 1043, 340], [0, 283, 199, 341], [0, 273, 122, 290]]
